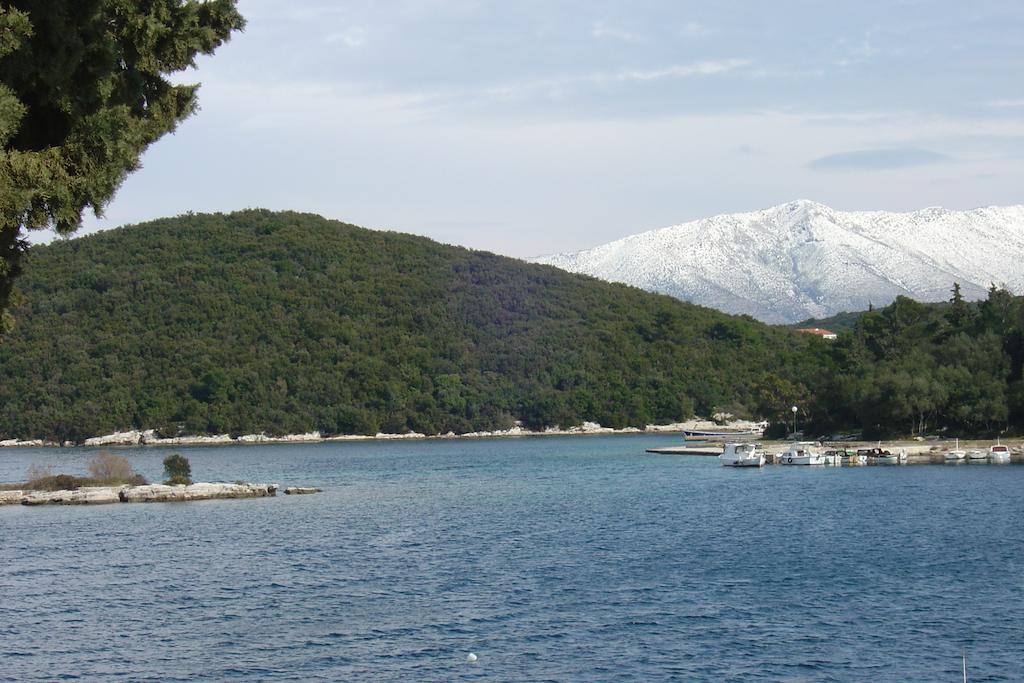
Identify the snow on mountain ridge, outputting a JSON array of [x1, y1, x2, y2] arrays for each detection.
[[533, 201, 1024, 324]]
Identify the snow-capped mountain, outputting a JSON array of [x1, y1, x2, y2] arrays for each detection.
[[533, 200, 1024, 324]]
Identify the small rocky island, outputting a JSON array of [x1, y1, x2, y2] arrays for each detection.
[[2, 482, 279, 506], [0, 452, 319, 507]]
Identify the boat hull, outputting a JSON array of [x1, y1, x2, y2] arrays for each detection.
[[779, 454, 825, 465], [720, 454, 766, 467]]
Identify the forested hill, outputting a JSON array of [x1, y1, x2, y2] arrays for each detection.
[[0, 210, 823, 442]]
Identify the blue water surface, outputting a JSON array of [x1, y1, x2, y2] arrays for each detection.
[[1, 435, 1021, 681]]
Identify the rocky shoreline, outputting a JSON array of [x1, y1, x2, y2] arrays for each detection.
[[0, 420, 747, 449], [1, 482, 282, 507]]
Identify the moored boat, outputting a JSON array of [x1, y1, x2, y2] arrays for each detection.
[[821, 449, 845, 466], [988, 443, 1011, 463], [861, 447, 906, 465], [839, 449, 866, 466], [820, 448, 867, 466], [944, 438, 966, 461], [780, 442, 825, 465], [719, 442, 766, 467], [966, 448, 987, 461]]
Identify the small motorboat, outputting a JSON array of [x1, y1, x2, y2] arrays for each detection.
[[988, 443, 1011, 463], [839, 449, 866, 466], [780, 442, 825, 465], [719, 442, 765, 467], [819, 449, 866, 466], [966, 448, 988, 461], [861, 446, 906, 465], [821, 449, 845, 466]]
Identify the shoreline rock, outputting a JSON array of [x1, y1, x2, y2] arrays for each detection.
[[2, 482, 280, 506], [0, 490, 25, 506], [0, 420, 735, 449], [22, 486, 124, 506], [284, 486, 322, 495], [120, 482, 278, 503]]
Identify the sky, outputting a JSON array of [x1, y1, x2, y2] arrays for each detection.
[[64, 0, 1024, 257]]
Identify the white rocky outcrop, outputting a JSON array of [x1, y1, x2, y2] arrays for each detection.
[[284, 487, 322, 495], [119, 482, 277, 503], [0, 490, 25, 505], [2, 482, 282, 506], [21, 487, 124, 506], [372, 431, 428, 440], [83, 430, 156, 446]]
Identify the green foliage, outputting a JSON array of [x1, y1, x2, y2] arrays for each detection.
[[163, 453, 191, 485], [3, 210, 1020, 440], [813, 286, 1024, 437], [0, 210, 820, 441], [0, 0, 244, 321]]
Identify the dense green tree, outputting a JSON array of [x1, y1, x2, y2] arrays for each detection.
[[0, 0, 244, 330], [163, 453, 191, 485]]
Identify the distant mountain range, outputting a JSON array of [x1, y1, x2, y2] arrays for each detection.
[[533, 201, 1024, 324]]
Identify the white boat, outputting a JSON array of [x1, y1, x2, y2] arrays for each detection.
[[821, 449, 845, 466], [719, 442, 765, 467], [779, 442, 825, 465], [945, 438, 966, 461], [988, 443, 1011, 463], [966, 448, 988, 461], [819, 449, 866, 466], [838, 449, 867, 466], [862, 447, 906, 465]]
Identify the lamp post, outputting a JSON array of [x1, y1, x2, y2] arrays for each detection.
[[791, 405, 798, 439]]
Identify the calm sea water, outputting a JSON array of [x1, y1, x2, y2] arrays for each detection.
[[1, 435, 1021, 681]]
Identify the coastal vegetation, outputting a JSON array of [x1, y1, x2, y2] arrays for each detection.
[[0, 210, 819, 441], [0, 210, 1020, 442], [163, 454, 192, 486], [0, 452, 147, 491], [800, 286, 1024, 439], [0, 1, 244, 329]]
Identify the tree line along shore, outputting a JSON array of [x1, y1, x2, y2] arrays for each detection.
[[1, 212, 1021, 444]]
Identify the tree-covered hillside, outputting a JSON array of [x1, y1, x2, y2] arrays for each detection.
[[804, 287, 1024, 438], [0, 210, 823, 442]]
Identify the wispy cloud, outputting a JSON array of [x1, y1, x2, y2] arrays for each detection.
[[679, 22, 709, 38], [987, 99, 1024, 108], [808, 147, 952, 171], [590, 21, 643, 43], [325, 27, 367, 48], [607, 59, 751, 83], [476, 59, 752, 106]]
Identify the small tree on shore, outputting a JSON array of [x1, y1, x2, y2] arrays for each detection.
[[163, 454, 192, 485]]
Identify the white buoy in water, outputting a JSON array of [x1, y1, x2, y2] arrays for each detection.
[[466, 653, 478, 663]]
